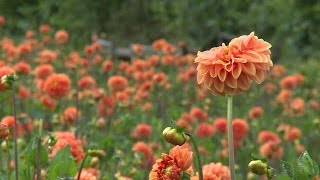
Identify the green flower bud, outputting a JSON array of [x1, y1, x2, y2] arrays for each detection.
[[163, 127, 186, 146], [47, 134, 58, 147], [1, 74, 18, 89], [248, 160, 268, 175], [88, 149, 106, 158]]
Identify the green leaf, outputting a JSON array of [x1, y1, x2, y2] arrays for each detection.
[[46, 146, 77, 180], [282, 161, 295, 179], [22, 137, 48, 167], [297, 151, 319, 178], [181, 172, 191, 180], [251, 154, 267, 163]]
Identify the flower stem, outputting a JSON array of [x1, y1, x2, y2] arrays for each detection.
[[77, 152, 88, 180], [36, 119, 43, 180], [74, 68, 80, 137], [227, 96, 236, 180], [185, 132, 203, 180], [6, 139, 11, 180], [12, 85, 19, 180]]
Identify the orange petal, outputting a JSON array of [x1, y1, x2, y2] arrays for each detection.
[[237, 74, 251, 90], [197, 64, 210, 75], [241, 62, 256, 76], [254, 41, 272, 52], [209, 66, 218, 78], [213, 78, 224, 93], [231, 64, 242, 79], [224, 86, 236, 95], [197, 73, 204, 84], [204, 75, 214, 88], [225, 73, 237, 88], [251, 69, 266, 84], [218, 69, 227, 82]]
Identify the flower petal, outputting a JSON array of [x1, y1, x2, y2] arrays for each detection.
[[241, 62, 256, 76], [213, 78, 224, 93], [231, 64, 242, 79], [225, 73, 237, 88], [218, 69, 227, 82]]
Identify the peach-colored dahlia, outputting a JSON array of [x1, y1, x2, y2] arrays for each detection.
[[191, 162, 230, 180], [195, 32, 272, 95]]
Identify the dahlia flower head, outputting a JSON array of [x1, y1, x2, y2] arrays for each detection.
[[195, 32, 272, 96], [191, 162, 230, 180], [149, 146, 193, 180]]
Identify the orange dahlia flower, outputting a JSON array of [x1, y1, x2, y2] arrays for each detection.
[[55, 30, 69, 44], [191, 162, 230, 180], [50, 131, 85, 162], [43, 73, 71, 99], [61, 106, 79, 125], [195, 32, 272, 95], [0, 16, 5, 26], [107, 75, 128, 93], [149, 146, 193, 180]]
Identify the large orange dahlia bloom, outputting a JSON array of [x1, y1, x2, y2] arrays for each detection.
[[149, 146, 193, 180], [195, 32, 272, 96]]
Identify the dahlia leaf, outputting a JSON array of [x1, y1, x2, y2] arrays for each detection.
[[47, 146, 77, 180], [22, 136, 48, 167], [297, 151, 319, 178], [281, 160, 295, 179], [182, 172, 191, 180]]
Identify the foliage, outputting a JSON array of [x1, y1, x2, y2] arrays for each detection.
[[0, 0, 319, 59]]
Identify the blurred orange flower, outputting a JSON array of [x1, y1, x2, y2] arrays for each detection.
[[55, 30, 69, 44], [107, 75, 128, 93], [43, 73, 71, 99], [191, 162, 230, 180]]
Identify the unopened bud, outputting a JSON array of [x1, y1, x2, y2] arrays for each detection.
[[88, 149, 106, 158], [47, 134, 58, 147], [248, 160, 268, 175], [95, 118, 106, 129], [163, 127, 186, 146], [1, 141, 8, 151], [90, 157, 100, 167], [1, 74, 18, 89]]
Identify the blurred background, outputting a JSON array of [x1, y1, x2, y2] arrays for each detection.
[[0, 0, 319, 60]]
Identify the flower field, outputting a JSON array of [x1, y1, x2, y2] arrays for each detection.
[[0, 18, 320, 180]]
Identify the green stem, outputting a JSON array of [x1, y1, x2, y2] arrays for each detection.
[[6, 139, 11, 180], [227, 96, 236, 180], [77, 152, 88, 180], [12, 86, 19, 180], [36, 119, 43, 180], [74, 68, 80, 137], [185, 132, 203, 180]]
